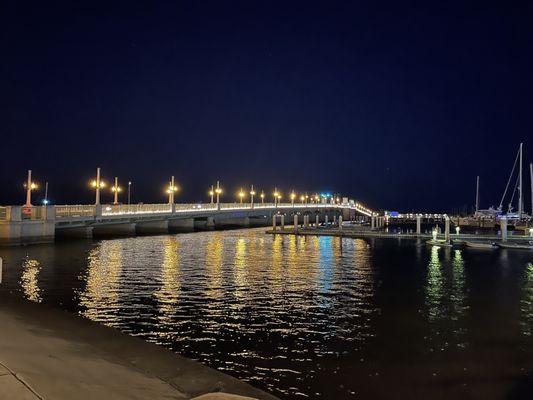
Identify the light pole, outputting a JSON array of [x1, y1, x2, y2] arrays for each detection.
[[24, 170, 38, 207], [111, 177, 122, 205], [128, 181, 132, 205], [300, 195, 305, 205], [238, 188, 245, 204], [274, 188, 279, 207], [167, 176, 178, 204], [290, 191, 296, 207], [209, 185, 214, 204], [43, 181, 49, 205], [91, 167, 105, 205], [250, 185, 255, 208], [215, 180, 222, 210], [260, 191, 265, 204]]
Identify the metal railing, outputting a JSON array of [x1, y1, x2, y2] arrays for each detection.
[[55, 205, 96, 218], [0, 207, 7, 221]]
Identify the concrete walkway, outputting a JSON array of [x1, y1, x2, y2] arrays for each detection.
[[0, 294, 277, 400]]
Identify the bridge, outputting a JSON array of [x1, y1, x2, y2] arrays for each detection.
[[0, 168, 376, 245], [0, 201, 375, 246]]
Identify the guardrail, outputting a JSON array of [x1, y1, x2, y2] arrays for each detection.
[[55, 205, 96, 218], [102, 203, 172, 215]]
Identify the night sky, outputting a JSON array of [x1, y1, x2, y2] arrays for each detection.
[[1, 1, 532, 212]]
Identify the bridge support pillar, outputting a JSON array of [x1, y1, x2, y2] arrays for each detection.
[[315, 214, 319, 228], [207, 216, 215, 229], [281, 215, 285, 230], [294, 214, 298, 233], [325, 214, 329, 227], [136, 220, 169, 235], [272, 215, 277, 231], [338, 215, 343, 230], [169, 218, 194, 232], [371, 216, 376, 230], [500, 217, 508, 242], [304, 215, 309, 228], [416, 215, 421, 235], [333, 215, 337, 225]]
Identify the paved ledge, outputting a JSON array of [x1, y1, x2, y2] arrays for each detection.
[[0, 293, 278, 400]]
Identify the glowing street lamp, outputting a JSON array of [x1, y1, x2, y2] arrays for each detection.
[[24, 169, 38, 207], [127, 181, 132, 205], [314, 194, 319, 204], [250, 185, 256, 208], [167, 176, 178, 204], [274, 188, 279, 207], [238, 188, 245, 204], [215, 180, 222, 210], [209, 185, 214, 204], [300, 195, 305, 204], [111, 177, 122, 205], [290, 191, 296, 207], [260, 191, 265, 204], [90, 167, 106, 205]]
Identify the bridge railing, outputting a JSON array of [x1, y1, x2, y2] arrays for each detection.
[[0, 207, 7, 221], [174, 203, 217, 212], [102, 203, 173, 215], [55, 205, 96, 218]]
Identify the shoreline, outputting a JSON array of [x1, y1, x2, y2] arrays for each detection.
[[0, 292, 278, 400]]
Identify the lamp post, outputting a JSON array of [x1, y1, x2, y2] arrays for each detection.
[[167, 176, 178, 204], [91, 167, 105, 205], [260, 191, 265, 204], [300, 195, 305, 205], [111, 177, 122, 205], [250, 185, 255, 208], [42, 181, 49, 205], [238, 188, 245, 204], [127, 181, 132, 205], [215, 180, 222, 210], [24, 170, 38, 207], [209, 185, 214, 204], [290, 191, 296, 207], [274, 188, 279, 207]]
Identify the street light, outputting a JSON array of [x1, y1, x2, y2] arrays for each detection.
[[111, 177, 122, 205], [90, 167, 105, 205], [290, 191, 296, 207], [260, 191, 265, 204], [215, 180, 222, 210], [167, 176, 178, 204], [23, 169, 38, 207], [274, 188, 279, 206], [128, 181, 132, 205], [300, 195, 305, 204], [238, 188, 245, 204], [250, 185, 256, 208], [209, 185, 214, 204]]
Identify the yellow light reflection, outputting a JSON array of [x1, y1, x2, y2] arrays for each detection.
[[20, 257, 42, 303]]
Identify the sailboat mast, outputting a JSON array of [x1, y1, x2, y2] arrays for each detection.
[[518, 142, 523, 218], [530, 162, 532, 216], [475, 176, 479, 213]]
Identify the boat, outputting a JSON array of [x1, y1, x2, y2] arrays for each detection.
[[496, 242, 533, 250], [452, 239, 467, 247], [426, 239, 452, 247], [465, 241, 497, 249]]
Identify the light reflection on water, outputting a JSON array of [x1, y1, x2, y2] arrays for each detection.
[[0, 229, 531, 399]]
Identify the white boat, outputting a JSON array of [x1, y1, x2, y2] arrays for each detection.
[[465, 241, 497, 249], [497, 242, 533, 250]]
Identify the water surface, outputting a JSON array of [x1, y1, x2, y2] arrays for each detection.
[[0, 229, 531, 399]]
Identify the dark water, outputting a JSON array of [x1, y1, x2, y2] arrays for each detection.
[[0, 229, 531, 399]]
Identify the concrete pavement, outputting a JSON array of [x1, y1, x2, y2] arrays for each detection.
[[0, 294, 277, 400]]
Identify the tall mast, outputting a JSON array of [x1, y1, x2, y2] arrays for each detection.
[[518, 142, 523, 218], [475, 175, 480, 213], [530, 162, 533, 216]]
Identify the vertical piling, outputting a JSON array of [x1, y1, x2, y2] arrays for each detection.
[[281, 214, 285, 230], [316, 214, 319, 228], [294, 214, 298, 233], [272, 214, 277, 231], [500, 217, 508, 242], [416, 215, 421, 235], [445, 216, 450, 244]]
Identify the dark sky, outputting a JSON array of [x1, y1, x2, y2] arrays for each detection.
[[1, 0, 532, 212]]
